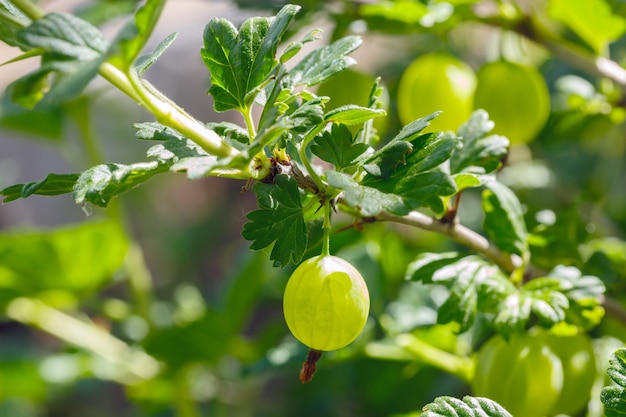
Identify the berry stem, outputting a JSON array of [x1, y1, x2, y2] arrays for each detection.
[[321, 199, 332, 257], [298, 125, 327, 193]]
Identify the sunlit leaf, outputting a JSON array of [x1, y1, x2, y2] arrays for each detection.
[[283, 35, 362, 87], [1, 173, 79, 203], [362, 112, 440, 179], [202, 4, 299, 112], [109, 0, 167, 69], [311, 123, 370, 171], [242, 175, 307, 267], [450, 110, 509, 174], [482, 180, 528, 257], [602, 348, 626, 416], [17, 12, 107, 59], [73, 162, 168, 207]]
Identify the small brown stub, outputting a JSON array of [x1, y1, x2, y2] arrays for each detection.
[[299, 349, 323, 383]]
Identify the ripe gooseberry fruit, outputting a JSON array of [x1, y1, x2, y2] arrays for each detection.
[[536, 330, 597, 416], [397, 52, 476, 132], [283, 255, 370, 352], [472, 332, 564, 417], [473, 61, 550, 144]]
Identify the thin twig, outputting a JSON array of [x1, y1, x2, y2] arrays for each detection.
[[375, 210, 522, 273]]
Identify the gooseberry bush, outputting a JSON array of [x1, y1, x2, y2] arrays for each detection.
[[1, 0, 626, 416]]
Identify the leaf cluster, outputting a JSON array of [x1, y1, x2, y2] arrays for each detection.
[[246, 107, 511, 266], [407, 253, 605, 338]]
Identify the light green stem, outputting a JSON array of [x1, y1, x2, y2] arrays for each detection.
[[366, 333, 475, 382], [9, 0, 43, 19], [174, 367, 201, 417], [6, 298, 160, 382], [298, 124, 327, 193], [115, 65, 239, 159], [98, 62, 145, 104], [243, 105, 257, 140], [322, 199, 332, 257]]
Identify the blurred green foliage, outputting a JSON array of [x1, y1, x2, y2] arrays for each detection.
[[1, 0, 626, 416]]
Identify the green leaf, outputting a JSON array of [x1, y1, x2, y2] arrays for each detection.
[[1, 173, 79, 203], [17, 12, 107, 60], [9, 13, 110, 107], [409, 254, 514, 332], [404, 132, 459, 174], [135, 122, 209, 164], [73, 162, 168, 207], [279, 28, 322, 64], [109, 0, 167, 69], [170, 156, 221, 180], [253, 93, 327, 151], [362, 112, 440, 179], [75, 0, 138, 27], [453, 173, 482, 191], [134, 121, 185, 141], [311, 123, 370, 170], [326, 171, 405, 216], [283, 35, 362, 87], [360, 131, 458, 215], [0, 93, 65, 139], [363, 170, 456, 216], [241, 175, 307, 267], [421, 395, 513, 417], [202, 4, 299, 112], [133, 32, 178, 75], [493, 266, 604, 336], [39, 56, 105, 106], [286, 96, 325, 134], [602, 349, 626, 416], [405, 252, 468, 282], [450, 110, 509, 174], [8, 55, 106, 108], [0, 221, 128, 308], [482, 180, 528, 257], [408, 254, 602, 336], [6, 68, 50, 108], [324, 105, 386, 126], [551, 265, 605, 300], [206, 121, 250, 146], [548, 0, 626, 53], [550, 265, 606, 329], [133, 121, 236, 179], [493, 278, 569, 336], [146, 137, 206, 164]]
